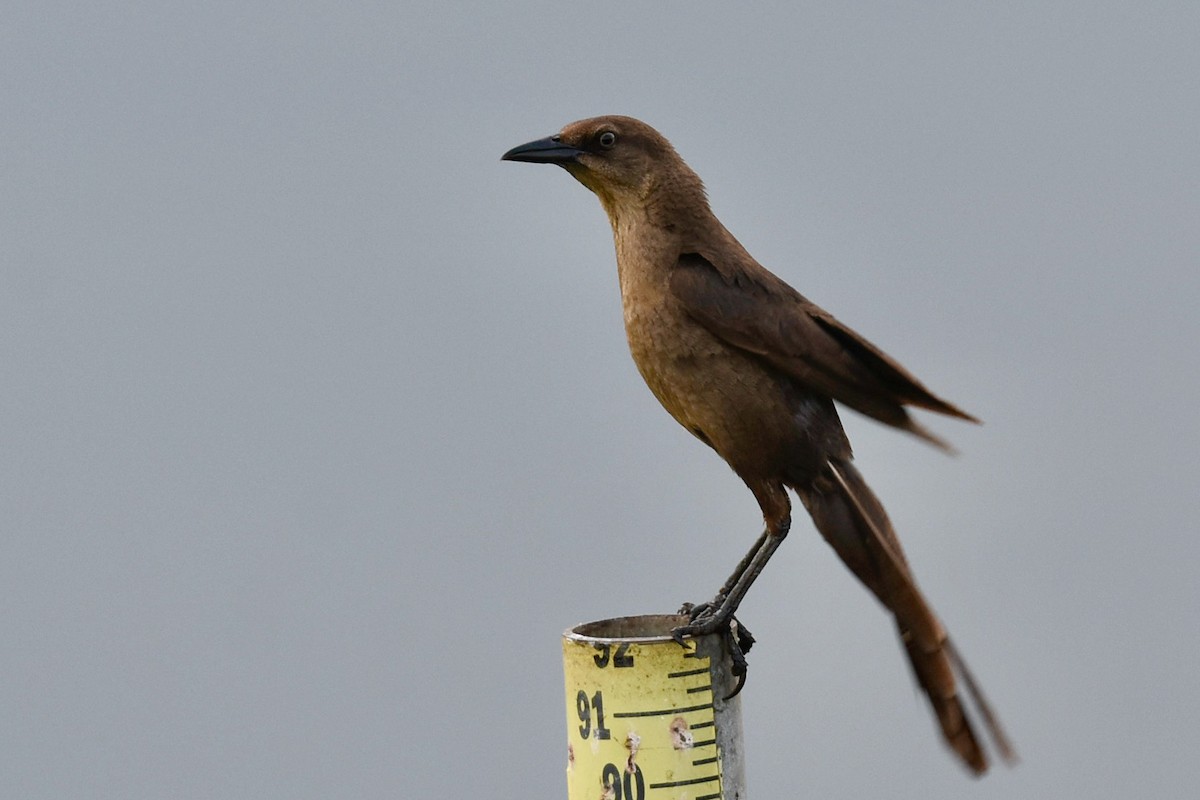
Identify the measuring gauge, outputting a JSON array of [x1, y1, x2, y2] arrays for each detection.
[[562, 614, 745, 800]]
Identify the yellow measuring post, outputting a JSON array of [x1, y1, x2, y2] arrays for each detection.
[[562, 614, 746, 800]]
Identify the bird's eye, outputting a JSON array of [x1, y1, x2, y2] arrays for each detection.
[[598, 131, 617, 149]]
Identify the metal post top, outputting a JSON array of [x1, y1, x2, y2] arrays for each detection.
[[560, 613, 746, 799], [564, 614, 692, 644]]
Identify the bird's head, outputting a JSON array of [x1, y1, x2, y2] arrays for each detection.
[[502, 115, 705, 222]]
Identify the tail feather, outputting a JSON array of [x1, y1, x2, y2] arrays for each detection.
[[797, 459, 1013, 774], [902, 626, 987, 773]]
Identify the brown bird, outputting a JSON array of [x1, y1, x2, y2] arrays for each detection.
[[503, 115, 1014, 774]]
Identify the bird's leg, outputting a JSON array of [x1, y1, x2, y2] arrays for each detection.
[[672, 484, 789, 693], [674, 519, 789, 638], [671, 523, 782, 695], [677, 481, 791, 638], [682, 528, 771, 622]]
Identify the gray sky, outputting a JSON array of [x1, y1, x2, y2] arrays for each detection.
[[3, 2, 1198, 797]]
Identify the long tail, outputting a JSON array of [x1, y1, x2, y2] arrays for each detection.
[[795, 459, 1016, 775]]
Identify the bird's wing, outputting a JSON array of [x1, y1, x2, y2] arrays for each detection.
[[669, 252, 977, 447]]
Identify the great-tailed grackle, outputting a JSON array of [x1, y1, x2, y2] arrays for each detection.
[[503, 115, 1014, 774]]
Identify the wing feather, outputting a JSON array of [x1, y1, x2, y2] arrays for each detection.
[[669, 252, 978, 449]]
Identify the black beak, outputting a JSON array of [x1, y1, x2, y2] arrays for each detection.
[[501, 135, 583, 165]]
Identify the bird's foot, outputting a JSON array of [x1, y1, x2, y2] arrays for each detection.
[[674, 601, 756, 699]]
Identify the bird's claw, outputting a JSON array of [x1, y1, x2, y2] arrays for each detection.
[[723, 616, 757, 698], [672, 601, 709, 645], [673, 601, 755, 698]]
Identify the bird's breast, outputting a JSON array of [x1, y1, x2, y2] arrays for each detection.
[[616, 253, 804, 475], [617, 254, 713, 412]]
